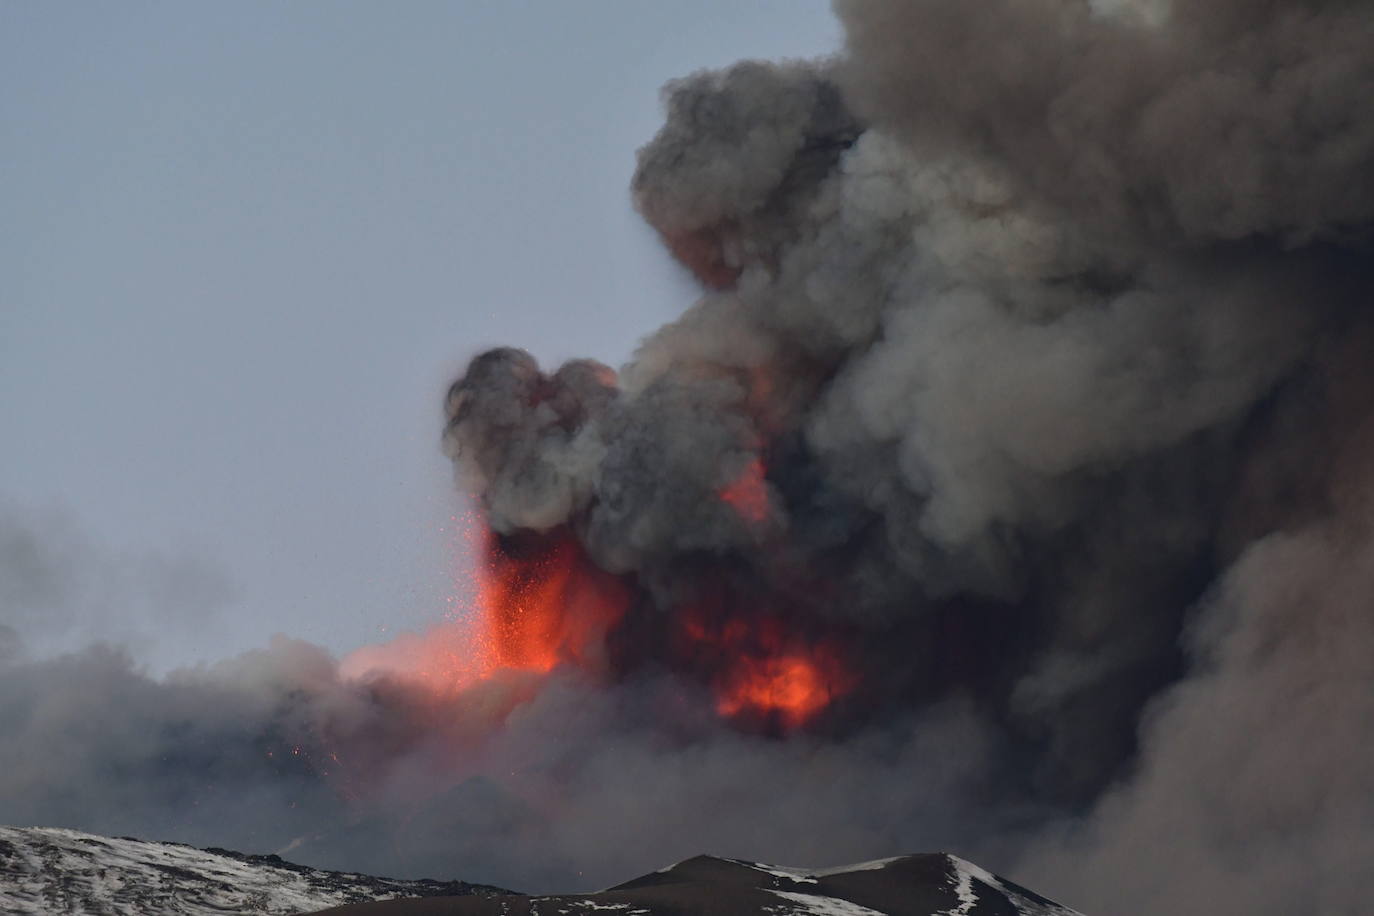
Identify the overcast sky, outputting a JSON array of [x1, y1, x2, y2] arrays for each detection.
[[1, 2, 840, 672]]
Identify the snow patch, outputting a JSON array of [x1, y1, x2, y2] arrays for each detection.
[[557, 903, 650, 914], [767, 889, 889, 916], [941, 855, 1085, 916], [735, 861, 820, 884], [806, 857, 905, 878], [732, 856, 904, 884], [940, 856, 980, 916]]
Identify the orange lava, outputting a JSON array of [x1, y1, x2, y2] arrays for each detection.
[[343, 505, 848, 733], [718, 456, 770, 525], [341, 524, 628, 696], [680, 608, 851, 729], [476, 531, 629, 675], [716, 652, 840, 729]]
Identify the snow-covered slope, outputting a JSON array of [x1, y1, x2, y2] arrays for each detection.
[[0, 826, 1084, 916], [0, 826, 507, 915], [725, 854, 1085, 916], [624, 854, 1086, 916], [314, 852, 1086, 915]]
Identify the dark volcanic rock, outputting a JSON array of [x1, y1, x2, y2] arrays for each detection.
[[310, 853, 1084, 916]]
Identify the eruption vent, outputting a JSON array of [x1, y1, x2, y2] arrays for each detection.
[[341, 523, 628, 695], [474, 531, 629, 677], [4, 4, 1373, 913]]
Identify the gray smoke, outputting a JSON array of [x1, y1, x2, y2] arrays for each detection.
[[439, 0, 1374, 909], [0, 629, 1026, 892], [1019, 332, 1374, 913], [0, 501, 237, 667], [5, 2, 1374, 912]]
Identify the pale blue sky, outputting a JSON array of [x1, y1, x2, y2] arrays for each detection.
[[1, 2, 841, 670]]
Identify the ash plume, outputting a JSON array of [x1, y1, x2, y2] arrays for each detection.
[[5, 3, 1373, 913]]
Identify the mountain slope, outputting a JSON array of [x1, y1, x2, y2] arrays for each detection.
[[0, 825, 1083, 915], [0, 826, 509, 915], [313, 853, 1084, 916]]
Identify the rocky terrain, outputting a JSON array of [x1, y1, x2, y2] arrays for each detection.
[[0, 824, 1085, 915], [0, 825, 508, 915]]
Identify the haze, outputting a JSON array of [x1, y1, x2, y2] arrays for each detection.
[[0, 2, 838, 671]]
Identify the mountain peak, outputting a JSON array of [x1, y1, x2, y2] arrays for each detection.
[[594, 853, 1082, 916], [1, 825, 1084, 915]]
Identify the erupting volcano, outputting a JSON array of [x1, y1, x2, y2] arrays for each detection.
[[5, 3, 1374, 913], [349, 500, 855, 731]]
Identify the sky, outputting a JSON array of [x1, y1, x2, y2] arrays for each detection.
[[0, 2, 841, 672]]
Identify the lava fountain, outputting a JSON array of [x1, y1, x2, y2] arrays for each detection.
[[340, 521, 629, 697], [344, 498, 853, 733]]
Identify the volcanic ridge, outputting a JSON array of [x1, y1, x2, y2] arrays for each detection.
[[0, 826, 509, 915], [0, 824, 1083, 916]]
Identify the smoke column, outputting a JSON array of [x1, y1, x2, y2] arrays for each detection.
[[3, 2, 1373, 912]]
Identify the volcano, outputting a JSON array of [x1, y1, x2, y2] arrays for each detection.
[[0, 824, 1082, 916], [312, 854, 1084, 916], [4, 3, 1373, 913]]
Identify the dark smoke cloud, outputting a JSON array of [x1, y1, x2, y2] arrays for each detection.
[[5, 3, 1373, 913], [837, 0, 1374, 245], [1019, 333, 1374, 912], [440, 0, 1374, 908]]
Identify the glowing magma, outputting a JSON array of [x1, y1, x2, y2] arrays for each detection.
[[345, 510, 848, 731], [476, 531, 629, 674], [341, 526, 628, 695], [715, 652, 842, 729], [680, 612, 852, 729]]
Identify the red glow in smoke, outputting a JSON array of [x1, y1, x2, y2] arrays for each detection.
[[341, 519, 628, 695], [718, 456, 770, 525], [476, 531, 629, 675], [344, 506, 848, 733], [680, 610, 852, 730], [716, 653, 838, 729]]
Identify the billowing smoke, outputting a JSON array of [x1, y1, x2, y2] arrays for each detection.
[[4, 2, 1372, 912]]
